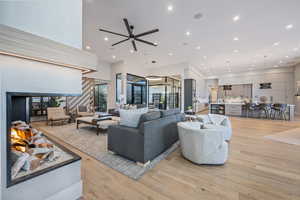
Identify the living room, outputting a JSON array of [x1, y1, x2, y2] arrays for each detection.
[[0, 0, 300, 200]]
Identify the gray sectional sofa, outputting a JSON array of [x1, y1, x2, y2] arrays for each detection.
[[107, 109, 184, 164]]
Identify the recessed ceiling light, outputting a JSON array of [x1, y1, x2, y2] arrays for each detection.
[[104, 37, 109, 41], [203, 56, 207, 59], [233, 49, 239, 53], [130, 50, 134, 53], [112, 55, 116, 59], [273, 65, 279, 68], [85, 45, 91, 50], [285, 55, 289, 58], [233, 15, 240, 22], [233, 37, 239, 41], [154, 42, 158, 45], [273, 42, 280, 46], [195, 46, 201, 50], [167, 5, 173, 12], [279, 60, 283, 64], [293, 47, 299, 51], [168, 53, 173, 56], [185, 31, 191, 36], [285, 24, 294, 30]]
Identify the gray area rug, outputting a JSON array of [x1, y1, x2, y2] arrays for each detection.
[[36, 123, 179, 180]]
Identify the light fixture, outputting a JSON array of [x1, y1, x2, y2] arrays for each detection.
[[168, 52, 173, 56], [85, 45, 91, 50], [285, 55, 289, 58], [130, 50, 134, 53], [154, 42, 158, 45], [112, 55, 116, 59], [233, 15, 240, 22], [233, 37, 239, 41], [293, 47, 299, 51], [279, 60, 283, 64], [285, 24, 294, 30], [203, 55, 207, 59], [185, 31, 191, 36], [196, 46, 201, 50], [104, 37, 109, 41], [233, 49, 239, 53], [273, 65, 279, 68], [273, 42, 280, 46], [167, 5, 173, 12]]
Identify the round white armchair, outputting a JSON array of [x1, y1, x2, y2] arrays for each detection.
[[196, 114, 232, 141], [177, 122, 228, 165]]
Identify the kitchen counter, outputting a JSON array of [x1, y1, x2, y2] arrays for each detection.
[[209, 103, 295, 120]]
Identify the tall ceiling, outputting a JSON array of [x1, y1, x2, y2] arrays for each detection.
[[83, 0, 300, 76]]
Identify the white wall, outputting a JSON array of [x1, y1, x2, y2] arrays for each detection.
[[218, 68, 295, 104], [0, 0, 83, 49], [84, 61, 112, 81]]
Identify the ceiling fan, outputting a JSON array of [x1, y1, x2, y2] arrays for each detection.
[[99, 18, 159, 51]]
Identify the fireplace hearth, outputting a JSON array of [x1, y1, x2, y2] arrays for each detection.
[[6, 92, 80, 187]]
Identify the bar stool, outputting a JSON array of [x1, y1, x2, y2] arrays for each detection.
[[271, 104, 287, 120], [258, 104, 271, 119], [245, 103, 260, 118]]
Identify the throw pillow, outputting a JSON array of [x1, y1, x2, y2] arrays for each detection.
[[119, 108, 148, 128]]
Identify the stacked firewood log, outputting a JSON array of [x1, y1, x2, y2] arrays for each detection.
[[10, 121, 60, 179]]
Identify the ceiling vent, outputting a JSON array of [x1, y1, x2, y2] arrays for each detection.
[[194, 12, 203, 20]]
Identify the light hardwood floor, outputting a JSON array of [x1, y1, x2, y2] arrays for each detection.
[[42, 117, 300, 200]]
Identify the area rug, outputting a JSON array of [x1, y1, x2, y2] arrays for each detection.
[[34, 123, 179, 180], [264, 128, 300, 145]]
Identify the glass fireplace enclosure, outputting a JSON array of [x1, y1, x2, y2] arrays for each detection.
[[6, 92, 80, 187], [148, 77, 181, 110]]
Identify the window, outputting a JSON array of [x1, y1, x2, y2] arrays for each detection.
[[94, 84, 108, 112], [126, 74, 147, 105], [116, 73, 122, 103]]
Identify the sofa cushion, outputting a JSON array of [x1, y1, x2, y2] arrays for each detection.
[[138, 111, 161, 126], [119, 108, 148, 128], [161, 108, 181, 117]]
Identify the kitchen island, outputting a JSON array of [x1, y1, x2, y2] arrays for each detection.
[[209, 103, 295, 120]]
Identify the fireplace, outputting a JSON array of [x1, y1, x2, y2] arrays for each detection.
[[6, 92, 80, 187]]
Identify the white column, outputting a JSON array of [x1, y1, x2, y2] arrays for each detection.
[[295, 65, 300, 115]]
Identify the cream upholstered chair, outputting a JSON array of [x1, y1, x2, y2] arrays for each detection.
[[77, 105, 94, 117], [196, 114, 232, 141], [177, 122, 228, 165], [47, 107, 70, 126]]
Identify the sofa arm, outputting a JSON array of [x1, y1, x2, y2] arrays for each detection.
[[107, 125, 144, 163]]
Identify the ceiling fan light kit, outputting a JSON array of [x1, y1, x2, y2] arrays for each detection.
[[99, 18, 159, 51]]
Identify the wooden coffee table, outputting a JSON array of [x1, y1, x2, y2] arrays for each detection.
[[76, 116, 113, 135]]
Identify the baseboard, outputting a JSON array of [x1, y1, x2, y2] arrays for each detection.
[[46, 180, 82, 200]]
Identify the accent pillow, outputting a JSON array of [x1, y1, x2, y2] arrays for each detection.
[[119, 108, 148, 128]]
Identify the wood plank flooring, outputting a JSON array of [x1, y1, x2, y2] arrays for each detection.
[[40, 117, 300, 200]]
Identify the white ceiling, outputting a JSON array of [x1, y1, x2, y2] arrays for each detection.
[[83, 0, 300, 76]]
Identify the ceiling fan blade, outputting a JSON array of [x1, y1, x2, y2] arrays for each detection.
[[99, 28, 128, 38], [135, 29, 159, 38], [132, 40, 137, 51], [135, 38, 157, 46], [123, 18, 132, 36], [112, 38, 130, 46]]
